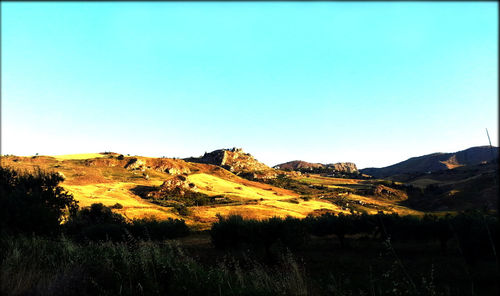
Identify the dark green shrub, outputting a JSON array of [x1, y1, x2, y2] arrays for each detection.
[[174, 204, 190, 216], [306, 213, 350, 248], [64, 203, 127, 241], [210, 215, 308, 252], [128, 218, 189, 240], [65, 204, 189, 242], [210, 214, 250, 249], [70, 203, 125, 224]]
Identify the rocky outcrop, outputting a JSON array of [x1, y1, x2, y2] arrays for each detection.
[[184, 149, 230, 167], [327, 162, 358, 173], [84, 158, 125, 167], [124, 158, 190, 175], [274, 160, 323, 171], [84, 156, 190, 175], [145, 175, 197, 199], [274, 160, 358, 174], [124, 158, 147, 170], [185, 147, 277, 179]]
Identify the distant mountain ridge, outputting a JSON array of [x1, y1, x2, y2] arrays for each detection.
[[360, 146, 499, 178], [273, 160, 358, 174]]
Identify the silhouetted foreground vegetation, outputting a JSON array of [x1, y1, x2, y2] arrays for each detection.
[[1, 210, 498, 295], [212, 212, 498, 266], [0, 235, 309, 296], [0, 167, 78, 236], [1, 166, 499, 295], [64, 203, 189, 242]]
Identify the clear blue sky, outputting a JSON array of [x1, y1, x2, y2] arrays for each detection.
[[1, 2, 498, 169]]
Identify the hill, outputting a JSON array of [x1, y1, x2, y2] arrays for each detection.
[[4, 146, 496, 226], [273, 160, 324, 171], [1, 152, 357, 227], [1, 150, 431, 227], [360, 146, 499, 178], [274, 160, 358, 175], [401, 161, 498, 211]]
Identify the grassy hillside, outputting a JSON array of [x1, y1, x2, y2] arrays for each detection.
[[0, 153, 428, 228]]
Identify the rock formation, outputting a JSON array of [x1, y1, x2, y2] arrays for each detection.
[[327, 162, 358, 173], [185, 147, 277, 179], [84, 156, 191, 175], [274, 160, 358, 174], [145, 175, 197, 199]]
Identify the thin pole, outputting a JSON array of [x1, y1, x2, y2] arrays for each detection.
[[485, 128, 499, 271], [486, 128, 493, 148], [485, 128, 496, 162]]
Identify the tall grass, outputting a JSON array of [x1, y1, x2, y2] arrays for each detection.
[[2, 232, 498, 295], [0, 235, 307, 296]]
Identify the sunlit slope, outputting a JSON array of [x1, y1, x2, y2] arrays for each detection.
[[62, 181, 181, 221], [51, 153, 109, 160], [0, 155, 181, 221], [287, 174, 422, 216], [187, 173, 296, 200], [192, 200, 348, 223], [185, 173, 348, 223], [1, 154, 362, 225]]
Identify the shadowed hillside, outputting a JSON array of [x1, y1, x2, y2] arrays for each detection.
[[360, 146, 499, 178], [398, 161, 499, 211]]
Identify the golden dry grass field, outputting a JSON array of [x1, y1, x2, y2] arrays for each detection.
[[1, 153, 423, 227], [51, 153, 109, 160]]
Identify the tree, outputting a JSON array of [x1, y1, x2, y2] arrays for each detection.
[[0, 166, 78, 235], [64, 203, 127, 241]]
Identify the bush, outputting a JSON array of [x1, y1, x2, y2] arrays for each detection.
[[64, 203, 190, 242], [210, 214, 253, 249], [0, 167, 78, 236], [110, 203, 123, 209], [64, 203, 127, 241], [174, 204, 190, 216], [210, 215, 308, 252], [306, 212, 361, 248], [69, 203, 125, 225], [128, 218, 189, 240]]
